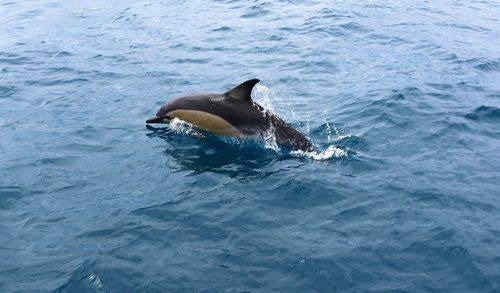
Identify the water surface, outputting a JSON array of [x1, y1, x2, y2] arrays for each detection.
[[1, 0, 500, 292]]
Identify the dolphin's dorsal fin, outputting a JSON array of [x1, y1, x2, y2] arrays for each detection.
[[225, 79, 260, 101]]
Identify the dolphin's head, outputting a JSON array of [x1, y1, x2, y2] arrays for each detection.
[[146, 102, 174, 124], [146, 93, 221, 125]]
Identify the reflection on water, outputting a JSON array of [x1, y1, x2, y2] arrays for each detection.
[[146, 124, 293, 177]]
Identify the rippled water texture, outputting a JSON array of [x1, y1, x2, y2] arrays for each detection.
[[1, 0, 500, 292]]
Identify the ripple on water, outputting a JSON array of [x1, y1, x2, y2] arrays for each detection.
[[257, 178, 347, 208], [357, 87, 427, 127], [143, 70, 181, 78], [2, 0, 500, 292], [25, 78, 90, 87], [211, 26, 232, 32], [241, 4, 269, 18], [90, 54, 128, 63], [474, 60, 500, 72], [334, 135, 369, 151], [0, 85, 17, 98], [339, 21, 368, 32], [400, 242, 497, 291], [0, 53, 32, 65], [465, 105, 500, 123], [54, 261, 104, 293], [172, 58, 211, 64], [0, 185, 25, 210]]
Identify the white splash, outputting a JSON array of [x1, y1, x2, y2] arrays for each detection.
[[254, 84, 277, 114], [168, 117, 198, 135], [87, 273, 103, 290], [263, 125, 280, 152], [163, 84, 352, 162], [336, 134, 353, 141], [292, 145, 348, 161]]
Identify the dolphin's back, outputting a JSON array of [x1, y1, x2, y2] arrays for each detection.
[[160, 94, 268, 132]]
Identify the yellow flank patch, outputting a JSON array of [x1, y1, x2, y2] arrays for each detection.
[[168, 110, 241, 136]]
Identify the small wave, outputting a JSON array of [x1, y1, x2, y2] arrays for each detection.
[[212, 26, 232, 32], [426, 83, 454, 91], [241, 5, 269, 18], [334, 134, 369, 151], [53, 261, 103, 293], [36, 156, 77, 167], [465, 105, 500, 122], [367, 34, 407, 45], [46, 67, 86, 74], [0, 56, 31, 65], [318, 8, 350, 19], [474, 60, 500, 72], [435, 22, 490, 32], [90, 54, 127, 63], [172, 58, 211, 64], [143, 70, 181, 78], [25, 78, 90, 86], [0, 85, 17, 98], [339, 21, 367, 32], [0, 185, 24, 210], [54, 51, 72, 57]]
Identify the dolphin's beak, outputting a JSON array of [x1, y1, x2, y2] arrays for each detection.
[[146, 116, 169, 124]]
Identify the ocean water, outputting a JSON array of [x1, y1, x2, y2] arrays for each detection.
[[1, 0, 500, 291]]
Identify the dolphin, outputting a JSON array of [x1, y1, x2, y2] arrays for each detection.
[[146, 79, 313, 151]]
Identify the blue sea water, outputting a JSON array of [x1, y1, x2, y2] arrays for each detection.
[[1, 0, 500, 291]]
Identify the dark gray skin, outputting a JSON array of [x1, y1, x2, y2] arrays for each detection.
[[146, 79, 313, 151]]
